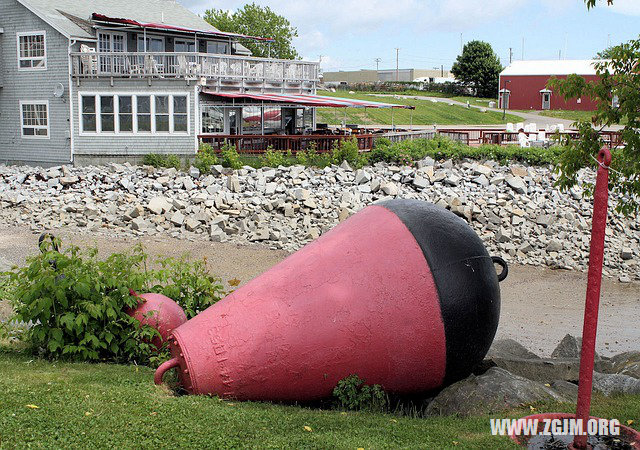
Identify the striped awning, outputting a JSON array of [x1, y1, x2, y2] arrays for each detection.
[[202, 91, 415, 109]]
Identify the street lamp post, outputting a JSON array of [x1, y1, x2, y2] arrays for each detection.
[[501, 80, 511, 121]]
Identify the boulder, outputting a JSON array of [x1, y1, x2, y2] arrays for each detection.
[[147, 197, 172, 215], [426, 367, 567, 416], [593, 372, 640, 396], [486, 339, 541, 360], [506, 176, 527, 194], [607, 351, 640, 379]]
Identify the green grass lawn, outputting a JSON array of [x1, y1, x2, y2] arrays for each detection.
[[1, 350, 638, 448], [316, 91, 521, 126]]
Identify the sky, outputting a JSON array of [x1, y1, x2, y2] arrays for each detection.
[[180, 0, 640, 72]]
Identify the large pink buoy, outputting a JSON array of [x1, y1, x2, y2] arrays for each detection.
[[154, 200, 506, 401], [128, 292, 187, 349]]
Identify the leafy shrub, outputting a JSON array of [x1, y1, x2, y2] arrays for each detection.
[[333, 374, 388, 411], [194, 143, 219, 174], [0, 239, 225, 364], [330, 138, 368, 169], [260, 147, 288, 167], [220, 141, 243, 169], [142, 153, 183, 170]]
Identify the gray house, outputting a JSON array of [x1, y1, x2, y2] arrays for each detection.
[[0, 0, 321, 166]]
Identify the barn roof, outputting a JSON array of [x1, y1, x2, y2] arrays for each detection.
[[500, 60, 604, 76]]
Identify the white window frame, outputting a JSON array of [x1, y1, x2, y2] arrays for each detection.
[[17, 31, 47, 71], [20, 100, 50, 139], [78, 92, 190, 136]]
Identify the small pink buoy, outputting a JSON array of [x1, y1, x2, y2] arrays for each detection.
[[127, 291, 187, 349]]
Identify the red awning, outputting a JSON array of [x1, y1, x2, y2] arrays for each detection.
[[202, 91, 415, 109], [91, 13, 275, 42]]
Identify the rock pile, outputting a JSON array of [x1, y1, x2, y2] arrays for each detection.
[[428, 335, 640, 416], [0, 159, 638, 280]]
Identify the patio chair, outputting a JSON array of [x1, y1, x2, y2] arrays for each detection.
[[80, 44, 97, 76]]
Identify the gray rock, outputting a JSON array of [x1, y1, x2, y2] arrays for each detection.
[[608, 351, 640, 379], [506, 176, 527, 194], [550, 380, 578, 402], [226, 176, 241, 193], [189, 166, 200, 178], [426, 367, 567, 416], [59, 176, 79, 186], [620, 247, 633, 260], [381, 182, 398, 196], [487, 356, 581, 383], [147, 197, 172, 215], [593, 371, 640, 396], [184, 217, 200, 231], [486, 339, 541, 360], [182, 177, 195, 191], [496, 227, 511, 243], [546, 239, 563, 253], [170, 211, 185, 226], [535, 214, 554, 227], [354, 169, 371, 185], [339, 160, 353, 171], [413, 175, 429, 189], [0, 256, 13, 271]]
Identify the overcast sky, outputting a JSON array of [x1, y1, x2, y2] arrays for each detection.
[[180, 0, 640, 71]]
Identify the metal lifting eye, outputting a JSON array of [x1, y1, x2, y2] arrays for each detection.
[[491, 256, 508, 282]]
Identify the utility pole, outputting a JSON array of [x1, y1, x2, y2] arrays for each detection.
[[374, 57, 381, 72], [521, 37, 525, 60], [509, 47, 513, 64], [395, 48, 399, 81], [460, 33, 463, 53], [558, 49, 561, 60]]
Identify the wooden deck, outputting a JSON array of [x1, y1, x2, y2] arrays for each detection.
[[198, 134, 376, 154]]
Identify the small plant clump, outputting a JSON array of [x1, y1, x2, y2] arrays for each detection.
[[0, 238, 227, 365], [142, 153, 183, 170], [220, 141, 244, 170], [193, 143, 219, 174], [333, 374, 388, 412]]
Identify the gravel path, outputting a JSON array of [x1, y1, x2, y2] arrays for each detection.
[[1, 225, 637, 357]]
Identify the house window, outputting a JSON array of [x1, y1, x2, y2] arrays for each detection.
[[155, 96, 170, 132], [119, 96, 133, 132], [175, 40, 196, 53], [206, 41, 229, 55], [81, 96, 97, 132], [201, 106, 224, 133], [100, 96, 115, 132], [80, 93, 189, 134], [17, 31, 46, 70], [137, 96, 152, 132], [174, 96, 188, 132], [20, 101, 49, 138], [137, 36, 165, 52]]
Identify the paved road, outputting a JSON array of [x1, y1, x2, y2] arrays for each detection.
[[1, 226, 637, 357]]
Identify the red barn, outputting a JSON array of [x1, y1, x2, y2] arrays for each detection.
[[498, 60, 601, 111]]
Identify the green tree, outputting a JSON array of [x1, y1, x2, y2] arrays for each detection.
[[549, 4, 640, 214], [203, 3, 300, 60], [451, 41, 503, 98]]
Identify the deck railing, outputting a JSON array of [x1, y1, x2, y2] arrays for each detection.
[[70, 52, 320, 84], [198, 134, 375, 154]]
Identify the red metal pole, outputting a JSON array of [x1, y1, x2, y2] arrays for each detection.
[[572, 147, 612, 450]]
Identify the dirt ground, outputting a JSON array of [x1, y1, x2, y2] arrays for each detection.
[[1, 225, 638, 357]]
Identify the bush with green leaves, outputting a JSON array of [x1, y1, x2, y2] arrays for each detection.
[[194, 143, 219, 174], [220, 141, 243, 169], [142, 153, 183, 170], [260, 147, 293, 167], [0, 239, 225, 364], [333, 374, 388, 412]]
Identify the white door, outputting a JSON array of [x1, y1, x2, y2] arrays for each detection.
[[98, 32, 127, 74], [542, 92, 551, 110]]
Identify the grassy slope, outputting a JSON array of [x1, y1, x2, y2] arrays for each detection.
[[316, 91, 521, 126], [1, 351, 638, 449]]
